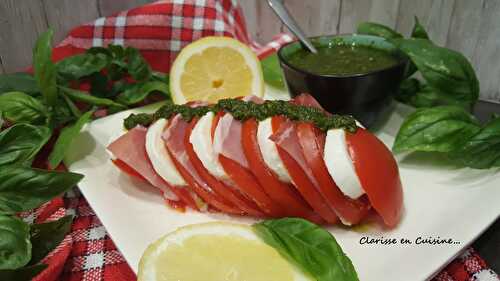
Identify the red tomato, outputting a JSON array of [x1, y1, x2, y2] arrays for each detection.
[[184, 118, 264, 217], [345, 128, 403, 227], [272, 116, 338, 224], [164, 116, 243, 215], [214, 113, 284, 217], [241, 118, 323, 224], [296, 122, 371, 225], [112, 159, 146, 181]]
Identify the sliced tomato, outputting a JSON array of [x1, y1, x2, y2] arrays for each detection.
[[214, 113, 284, 217], [112, 159, 146, 181], [345, 128, 403, 227], [241, 118, 323, 224], [296, 122, 371, 225], [271, 116, 338, 224], [184, 117, 264, 217], [164, 115, 243, 215]]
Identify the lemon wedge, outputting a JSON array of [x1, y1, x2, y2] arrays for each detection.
[[138, 222, 311, 281], [169, 37, 264, 104]]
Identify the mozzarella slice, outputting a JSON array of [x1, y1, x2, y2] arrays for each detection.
[[145, 119, 187, 186], [324, 129, 365, 199], [189, 112, 228, 180], [257, 118, 292, 183]]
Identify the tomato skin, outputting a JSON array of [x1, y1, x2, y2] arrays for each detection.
[[296, 122, 371, 225], [271, 116, 338, 224], [185, 118, 264, 217], [345, 128, 403, 227], [241, 118, 323, 224], [112, 159, 146, 181], [164, 116, 243, 215]]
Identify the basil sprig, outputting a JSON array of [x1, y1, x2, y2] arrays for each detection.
[[253, 218, 359, 281], [261, 54, 286, 89]]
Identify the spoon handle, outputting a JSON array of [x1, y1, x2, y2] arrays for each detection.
[[267, 0, 318, 54]]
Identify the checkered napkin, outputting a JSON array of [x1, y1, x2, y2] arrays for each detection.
[[25, 1, 498, 280]]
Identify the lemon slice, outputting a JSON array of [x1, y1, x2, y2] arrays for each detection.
[[170, 37, 264, 104], [138, 222, 311, 281]]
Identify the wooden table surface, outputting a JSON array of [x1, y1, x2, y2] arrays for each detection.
[[471, 100, 500, 272]]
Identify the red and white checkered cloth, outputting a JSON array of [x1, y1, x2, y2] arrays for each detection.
[[25, 1, 497, 280]]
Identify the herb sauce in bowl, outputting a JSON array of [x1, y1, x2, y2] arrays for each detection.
[[287, 44, 399, 76]]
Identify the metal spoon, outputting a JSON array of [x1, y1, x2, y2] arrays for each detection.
[[267, 0, 317, 54]]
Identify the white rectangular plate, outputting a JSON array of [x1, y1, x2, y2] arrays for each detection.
[[65, 87, 500, 281]]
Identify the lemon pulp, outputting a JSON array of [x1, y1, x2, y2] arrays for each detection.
[[154, 233, 295, 281]]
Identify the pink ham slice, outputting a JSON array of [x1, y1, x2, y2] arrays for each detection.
[[163, 114, 243, 215]]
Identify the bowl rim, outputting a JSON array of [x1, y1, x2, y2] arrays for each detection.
[[277, 33, 409, 78]]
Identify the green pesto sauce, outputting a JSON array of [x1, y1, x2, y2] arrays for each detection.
[[287, 44, 399, 76], [123, 99, 358, 133]]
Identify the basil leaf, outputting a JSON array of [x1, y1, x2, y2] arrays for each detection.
[[0, 73, 39, 95], [48, 110, 94, 169], [390, 38, 479, 109], [29, 215, 73, 265], [152, 72, 169, 83], [33, 29, 57, 107], [356, 22, 403, 39], [0, 124, 51, 167], [396, 78, 421, 104], [116, 81, 169, 105], [0, 92, 47, 124], [125, 47, 151, 81], [0, 264, 47, 281], [0, 111, 3, 128], [0, 215, 31, 270], [56, 53, 108, 80], [393, 106, 481, 153], [89, 72, 111, 97], [411, 16, 430, 40], [451, 117, 500, 169], [51, 97, 77, 128], [410, 85, 471, 109], [0, 166, 83, 214], [59, 86, 126, 109], [261, 54, 285, 89], [253, 218, 359, 281]]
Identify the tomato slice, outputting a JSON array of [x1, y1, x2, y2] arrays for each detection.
[[185, 117, 264, 217], [112, 159, 146, 181], [241, 118, 323, 224], [164, 115, 243, 215], [271, 116, 338, 224], [296, 122, 371, 225], [345, 128, 403, 227], [214, 112, 284, 217]]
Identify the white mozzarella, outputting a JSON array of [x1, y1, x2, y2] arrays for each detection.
[[324, 129, 365, 199], [257, 118, 293, 183], [189, 112, 228, 180], [145, 119, 187, 186]]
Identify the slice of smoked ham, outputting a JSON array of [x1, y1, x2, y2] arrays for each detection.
[[107, 126, 198, 211], [241, 118, 323, 224], [270, 116, 338, 224], [163, 114, 242, 215], [213, 111, 284, 217], [184, 117, 264, 217]]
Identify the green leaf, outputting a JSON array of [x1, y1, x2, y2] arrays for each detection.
[[48, 110, 94, 169], [261, 54, 285, 89], [0, 92, 47, 124], [59, 86, 126, 109], [0, 264, 47, 281], [390, 38, 479, 110], [395, 78, 421, 104], [56, 53, 108, 80], [29, 215, 73, 264], [393, 106, 481, 153], [408, 85, 471, 109], [0, 73, 39, 95], [33, 29, 57, 107], [125, 47, 152, 81], [411, 16, 430, 40], [0, 166, 83, 214], [89, 72, 111, 98], [0, 124, 51, 167], [451, 117, 500, 169], [61, 93, 82, 118], [356, 22, 403, 39], [116, 81, 169, 105], [253, 218, 359, 281], [0, 215, 31, 270]]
